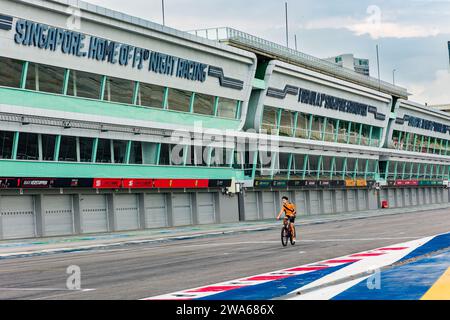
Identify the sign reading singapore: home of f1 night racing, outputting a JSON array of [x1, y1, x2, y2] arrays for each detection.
[[12, 18, 208, 82]]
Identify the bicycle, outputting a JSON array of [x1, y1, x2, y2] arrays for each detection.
[[281, 217, 296, 247]]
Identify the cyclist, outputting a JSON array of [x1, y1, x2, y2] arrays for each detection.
[[276, 196, 297, 243]]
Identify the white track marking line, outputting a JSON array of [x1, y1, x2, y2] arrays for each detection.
[[143, 235, 436, 300], [289, 276, 370, 300]]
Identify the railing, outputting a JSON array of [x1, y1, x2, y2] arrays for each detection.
[[189, 28, 408, 99]]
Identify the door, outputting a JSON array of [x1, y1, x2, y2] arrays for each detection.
[[322, 190, 333, 214], [80, 194, 108, 234], [244, 191, 259, 221], [335, 190, 345, 213], [309, 191, 320, 215], [0, 196, 35, 239], [262, 192, 275, 219], [172, 193, 192, 226], [114, 194, 139, 231], [43, 195, 74, 236], [145, 194, 168, 228], [197, 193, 215, 225]]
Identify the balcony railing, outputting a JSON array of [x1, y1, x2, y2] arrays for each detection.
[[189, 27, 408, 99]]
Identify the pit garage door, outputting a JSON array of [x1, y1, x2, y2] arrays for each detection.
[[335, 190, 345, 213], [411, 189, 418, 206], [322, 191, 333, 214], [424, 188, 431, 204], [309, 191, 320, 215], [262, 192, 275, 219], [395, 189, 404, 207], [294, 191, 306, 215], [43, 195, 74, 236], [0, 196, 35, 239], [244, 191, 259, 221], [347, 190, 357, 212], [172, 193, 192, 226], [145, 194, 168, 228], [80, 195, 108, 234], [115, 194, 139, 231], [388, 189, 396, 208], [431, 188, 437, 203], [404, 189, 411, 207], [417, 188, 425, 205], [197, 193, 215, 225], [357, 190, 367, 210]]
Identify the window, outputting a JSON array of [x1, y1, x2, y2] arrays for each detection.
[[96, 139, 112, 163], [193, 93, 215, 116], [217, 97, 237, 119], [295, 113, 309, 139], [335, 157, 345, 178], [137, 83, 164, 108], [0, 57, 23, 88], [104, 77, 134, 104], [159, 143, 184, 166], [324, 119, 337, 142], [41, 134, 56, 161], [67, 70, 102, 100], [292, 154, 305, 177], [26, 63, 65, 94], [167, 88, 191, 112], [261, 106, 278, 135], [310, 116, 322, 140], [129, 141, 143, 164], [113, 140, 128, 164], [17, 132, 39, 160], [79, 137, 93, 162], [0, 131, 14, 159], [59, 136, 77, 162], [276, 153, 290, 177], [279, 110, 294, 137], [210, 148, 231, 167], [337, 121, 349, 143], [360, 125, 371, 146]]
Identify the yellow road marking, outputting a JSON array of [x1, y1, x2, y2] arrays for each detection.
[[421, 267, 450, 300]]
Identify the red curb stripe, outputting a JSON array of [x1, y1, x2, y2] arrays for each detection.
[[350, 252, 386, 257], [285, 266, 328, 272], [187, 285, 246, 293], [243, 275, 292, 281], [324, 259, 361, 264]]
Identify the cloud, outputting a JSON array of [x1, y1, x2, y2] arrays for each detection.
[[407, 69, 450, 105], [348, 22, 441, 39]]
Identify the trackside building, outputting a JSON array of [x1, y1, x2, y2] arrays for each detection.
[[0, 0, 449, 239]]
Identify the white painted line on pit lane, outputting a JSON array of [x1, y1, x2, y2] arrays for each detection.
[[0, 288, 96, 292]]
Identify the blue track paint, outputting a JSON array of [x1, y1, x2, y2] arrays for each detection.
[[197, 263, 354, 300], [333, 250, 450, 300], [397, 232, 450, 263]]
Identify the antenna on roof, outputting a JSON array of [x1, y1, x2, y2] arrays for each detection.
[[285, 2, 289, 48], [162, 0, 166, 26]]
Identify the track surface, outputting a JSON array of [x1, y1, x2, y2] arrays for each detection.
[[0, 208, 449, 300]]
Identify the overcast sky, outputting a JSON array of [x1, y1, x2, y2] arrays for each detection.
[[87, 0, 450, 105]]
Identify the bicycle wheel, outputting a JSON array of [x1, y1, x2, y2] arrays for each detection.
[[281, 227, 289, 247], [290, 225, 296, 245]]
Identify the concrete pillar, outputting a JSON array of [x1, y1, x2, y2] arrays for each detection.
[[257, 191, 264, 220], [237, 192, 245, 222], [34, 194, 44, 237], [106, 194, 116, 232], [191, 193, 199, 225], [73, 194, 81, 234], [0, 197, 3, 240], [305, 190, 312, 215], [138, 193, 146, 230], [166, 193, 174, 227], [331, 190, 337, 214], [343, 190, 349, 213]]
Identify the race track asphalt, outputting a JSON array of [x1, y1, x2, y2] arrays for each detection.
[[0, 207, 449, 300]]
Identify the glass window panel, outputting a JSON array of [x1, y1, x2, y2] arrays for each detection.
[[0, 57, 23, 88], [295, 113, 309, 138], [167, 88, 191, 112], [279, 110, 294, 137], [26, 63, 65, 94], [210, 148, 229, 167], [217, 97, 237, 119], [360, 125, 371, 146], [59, 136, 77, 162], [324, 119, 337, 142], [292, 154, 305, 176], [96, 139, 112, 163], [261, 106, 278, 135], [113, 140, 128, 164], [193, 93, 215, 116], [67, 70, 102, 100], [0, 131, 14, 159], [335, 157, 345, 178], [79, 137, 93, 162], [159, 143, 184, 165], [310, 116, 322, 140], [17, 132, 39, 160], [41, 134, 56, 161], [104, 77, 134, 104], [129, 141, 143, 164], [337, 121, 348, 143], [138, 83, 164, 108]]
